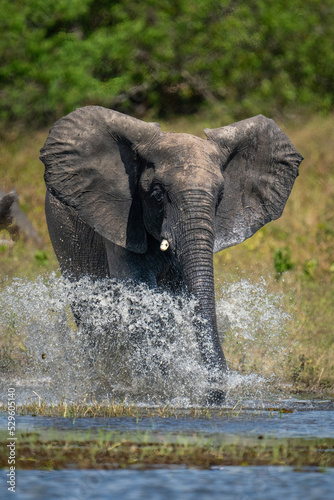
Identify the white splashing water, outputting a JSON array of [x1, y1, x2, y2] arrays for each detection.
[[217, 276, 293, 399], [0, 273, 293, 406]]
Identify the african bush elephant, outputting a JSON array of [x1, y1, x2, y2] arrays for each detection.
[[40, 106, 302, 404]]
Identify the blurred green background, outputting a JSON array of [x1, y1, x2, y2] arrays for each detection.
[[0, 0, 333, 393], [1, 0, 334, 126]]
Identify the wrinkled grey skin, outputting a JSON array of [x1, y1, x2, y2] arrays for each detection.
[[40, 106, 303, 404]]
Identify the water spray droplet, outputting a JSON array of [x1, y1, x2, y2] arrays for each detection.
[[0, 273, 294, 406]]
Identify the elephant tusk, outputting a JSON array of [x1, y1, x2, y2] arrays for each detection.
[[160, 239, 169, 251]]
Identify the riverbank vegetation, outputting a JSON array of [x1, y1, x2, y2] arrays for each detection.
[[1, 427, 333, 469]]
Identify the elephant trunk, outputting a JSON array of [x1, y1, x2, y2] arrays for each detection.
[[175, 191, 228, 382]]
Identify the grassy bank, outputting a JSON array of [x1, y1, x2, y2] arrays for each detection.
[[0, 111, 333, 394], [1, 427, 333, 470]]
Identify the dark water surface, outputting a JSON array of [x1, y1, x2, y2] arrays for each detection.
[[1, 467, 334, 500]]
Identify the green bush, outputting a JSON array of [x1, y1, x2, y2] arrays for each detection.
[[1, 0, 334, 127], [273, 247, 294, 279]]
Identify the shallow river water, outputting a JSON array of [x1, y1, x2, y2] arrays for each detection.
[[1, 400, 334, 437], [1, 467, 334, 500], [0, 274, 333, 498], [1, 401, 334, 500]]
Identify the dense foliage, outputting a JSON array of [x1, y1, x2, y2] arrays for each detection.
[[1, 0, 334, 126]]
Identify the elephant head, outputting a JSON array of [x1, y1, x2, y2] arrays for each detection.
[[40, 106, 302, 401]]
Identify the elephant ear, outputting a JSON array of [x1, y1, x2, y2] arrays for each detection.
[[40, 106, 161, 253], [204, 115, 303, 253]]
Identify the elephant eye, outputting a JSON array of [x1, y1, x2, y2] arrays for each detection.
[[151, 185, 164, 203]]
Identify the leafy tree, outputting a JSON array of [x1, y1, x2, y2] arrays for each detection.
[[1, 0, 334, 127]]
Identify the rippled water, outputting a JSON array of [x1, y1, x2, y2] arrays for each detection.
[[0, 273, 292, 406], [1, 468, 334, 500], [1, 404, 332, 438]]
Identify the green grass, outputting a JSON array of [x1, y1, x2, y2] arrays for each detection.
[[2, 399, 332, 470], [0, 110, 333, 393], [0, 427, 333, 470], [1, 398, 297, 419]]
